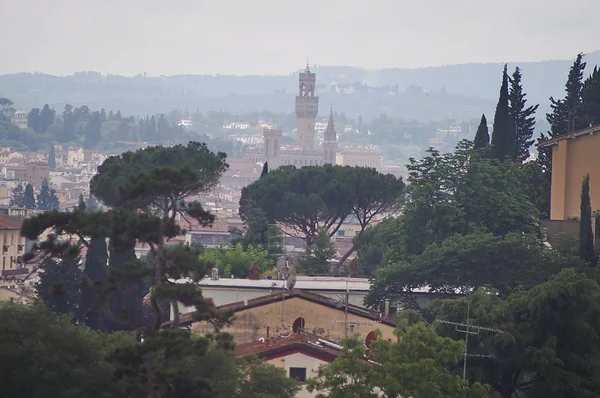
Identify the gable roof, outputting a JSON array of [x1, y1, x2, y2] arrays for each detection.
[[163, 289, 395, 328], [538, 124, 600, 147], [0, 215, 23, 230]]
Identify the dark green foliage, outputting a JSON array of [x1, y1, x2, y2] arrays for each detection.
[[431, 269, 600, 398], [355, 218, 401, 276], [367, 232, 577, 310], [579, 174, 597, 266], [473, 114, 489, 149], [23, 183, 35, 209], [582, 66, 600, 126], [36, 178, 59, 210], [491, 65, 517, 160], [298, 226, 336, 274], [78, 193, 86, 210], [83, 110, 102, 149], [36, 257, 83, 319], [509, 66, 539, 162], [520, 161, 550, 218], [83, 236, 108, 330], [48, 144, 56, 169], [9, 184, 24, 208], [87, 193, 99, 211], [240, 165, 403, 263], [0, 302, 123, 398]]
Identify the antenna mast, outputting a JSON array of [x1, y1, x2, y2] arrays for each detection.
[[435, 299, 503, 384]]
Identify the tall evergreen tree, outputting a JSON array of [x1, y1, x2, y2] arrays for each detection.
[[538, 54, 588, 219], [82, 236, 108, 330], [580, 174, 597, 266], [582, 66, 600, 127], [473, 114, 489, 149], [24, 183, 36, 209], [78, 193, 86, 210], [87, 194, 99, 212], [509, 66, 539, 162], [36, 178, 59, 211], [260, 161, 269, 178], [83, 111, 102, 149], [48, 144, 56, 170], [491, 65, 516, 161], [27, 108, 41, 133], [9, 185, 25, 208], [39, 104, 56, 135]]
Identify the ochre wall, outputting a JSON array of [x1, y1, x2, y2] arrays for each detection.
[[191, 297, 396, 344], [551, 134, 600, 220]]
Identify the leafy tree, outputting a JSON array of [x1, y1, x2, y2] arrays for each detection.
[[0, 97, 13, 113], [23, 183, 35, 209], [367, 232, 575, 311], [396, 141, 538, 258], [27, 107, 41, 133], [0, 301, 126, 397], [87, 193, 99, 211], [36, 178, 60, 211], [9, 184, 24, 208], [84, 111, 102, 148], [520, 160, 550, 219], [491, 64, 516, 160], [308, 313, 490, 398], [473, 114, 489, 149], [39, 104, 56, 134], [431, 269, 600, 398], [508, 66, 539, 162], [241, 165, 353, 247], [580, 173, 597, 266], [354, 218, 402, 276], [299, 226, 336, 274], [200, 243, 273, 278], [48, 144, 56, 169]]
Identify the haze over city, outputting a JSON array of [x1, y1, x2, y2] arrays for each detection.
[[1, 0, 600, 76]]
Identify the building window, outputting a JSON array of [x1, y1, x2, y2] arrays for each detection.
[[289, 367, 307, 382], [337, 230, 345, 237]]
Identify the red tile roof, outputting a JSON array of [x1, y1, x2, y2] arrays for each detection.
[[0, 215, 23, 230]]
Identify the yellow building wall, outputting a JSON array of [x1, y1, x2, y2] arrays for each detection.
[[550, 134, 600, 220], [191, 296, 396, 344], [0, 229, 26, 272]]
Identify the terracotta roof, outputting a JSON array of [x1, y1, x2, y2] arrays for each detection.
[[163, 289, 395, 328], [538, 124, 600, 147], [236, 333, 342, 362], [0, 214, 23, 230]]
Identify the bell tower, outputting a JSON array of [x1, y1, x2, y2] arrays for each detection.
[[295, 62, 319, 150], [323, 106, 337, 164]]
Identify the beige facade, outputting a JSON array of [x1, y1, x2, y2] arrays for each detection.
[[0, 215, 27, 276], [540, 125, 600, 220], [189, 292, 396, 345], [267, 352, 328, 398], [25, 161, 49, 189]]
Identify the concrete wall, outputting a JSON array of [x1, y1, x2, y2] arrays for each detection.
[[267, 352, 327, 398], [191, 296, 396, 344]]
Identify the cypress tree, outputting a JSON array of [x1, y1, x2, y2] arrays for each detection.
[[9, 185, 25, 208], [509, 66, 539, 162], [582, 66, 600, 126], [78, 193, 86, 210], [48, 145, 56, 170], [260, 161, 269, 178], [82, 236, 108, 330], [36, 178, 59, 211], [24, 183, 36, 209], [473, 114, 489, 149], [579, 173, 597, 266], [491, 64, 516, 161]]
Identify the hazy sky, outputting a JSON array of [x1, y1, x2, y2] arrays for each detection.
[[1, 0, 598, 76]]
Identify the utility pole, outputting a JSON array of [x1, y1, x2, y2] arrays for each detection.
[[436, 299, 503, 382], [344, 278, 349, 337]]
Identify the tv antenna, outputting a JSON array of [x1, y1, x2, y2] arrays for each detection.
[[435, 299, 503, 382]]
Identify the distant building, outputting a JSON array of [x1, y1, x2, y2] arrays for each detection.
[[10, 111, 27, 129], [25, 161, 49, 189]]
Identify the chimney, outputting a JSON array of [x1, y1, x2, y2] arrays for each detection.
[[266, 326, 270, 338]]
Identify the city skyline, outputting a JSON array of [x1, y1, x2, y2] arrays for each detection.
[[1, 0, 598, 77]]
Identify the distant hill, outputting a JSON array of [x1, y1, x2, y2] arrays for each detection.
[[1, 51, 598, 122]]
